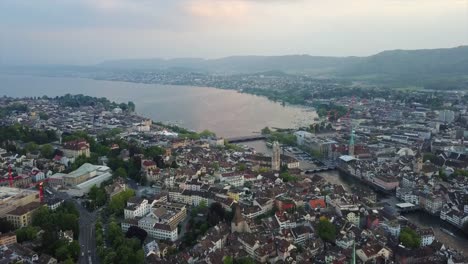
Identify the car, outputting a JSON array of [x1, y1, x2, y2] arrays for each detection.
[[81, 252, 85, 257]]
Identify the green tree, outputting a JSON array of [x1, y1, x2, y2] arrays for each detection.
[[224, 256, 234, 264], [128, 101, 136, 112], [38, 112, 49, 120], [237, 163, 247, 171], [88, 185, 108, 208], [15, 226, 39, 242], [55, 244, 70, 261], [317, 217, 336, 242], [399, 227, 421, 249], [261, 127, 271, 135], [68, 240, 81, 260], [144, 146, 165, 159], [280, 172, 297, 182], [108, 189, 135, 216], [199, 200, 208, 210], [114, 167, 128, 178], [0, 218, 14, 233], [235, 257, 255, 264], [40, 144, 54, 159], [63, 258, 75, 264], [24, 142, 39, 153]]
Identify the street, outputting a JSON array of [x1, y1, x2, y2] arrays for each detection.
[[48, 188, 100, 264]]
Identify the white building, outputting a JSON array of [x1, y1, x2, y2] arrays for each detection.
[[220, 172, 244, 187], [124, 198, 157, 219], [419, 228, 435, 246], [438, 110, 455, 123]]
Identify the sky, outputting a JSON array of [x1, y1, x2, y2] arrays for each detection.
[[1, 0, 467, 65]]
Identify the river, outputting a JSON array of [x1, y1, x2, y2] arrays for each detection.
[[0, 74, 317, 138], [316, 170, 468, 256]]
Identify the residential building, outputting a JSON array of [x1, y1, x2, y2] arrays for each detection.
[[6, 202, 42, 228], [62, 139, 90, 158], [0, 232, 17, 246]]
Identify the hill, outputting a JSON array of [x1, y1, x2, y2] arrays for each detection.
[[98, 46, 468, 76]]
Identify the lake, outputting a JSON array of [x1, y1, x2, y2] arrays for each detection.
[[0, 74, 317, 138]]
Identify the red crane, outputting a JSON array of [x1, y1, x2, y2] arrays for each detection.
[[8, 165, 13, 187], [39, 181, 44, 202], [0, 174, 50, 203]]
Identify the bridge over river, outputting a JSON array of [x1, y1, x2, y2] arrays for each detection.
[[225, 135, 267, 143]]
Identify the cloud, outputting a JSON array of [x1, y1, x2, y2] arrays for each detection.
[[0, 0, 466, 64]]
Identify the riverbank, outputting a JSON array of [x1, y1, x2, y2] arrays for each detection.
[[316, 170, 468, 256]]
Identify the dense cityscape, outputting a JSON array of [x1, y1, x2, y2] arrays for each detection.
[[1, 1, 468, 264], [0, 89, 466, 264]]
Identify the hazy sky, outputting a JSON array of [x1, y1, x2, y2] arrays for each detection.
[[1, 0, 467, 64]]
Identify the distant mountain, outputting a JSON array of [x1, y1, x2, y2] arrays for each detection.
[[98, 46, 468, 85], [340, 46, 468, 76], [98, 55, 362, 75]]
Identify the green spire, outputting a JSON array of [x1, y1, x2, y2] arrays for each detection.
[[349, 128, 355, 146], [351, 241, 356, 264]]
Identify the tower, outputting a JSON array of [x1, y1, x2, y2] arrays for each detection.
[[39, 182, 44, 203], [231, 203, 250, 233], [272, 141, 281, 171], [8, 165, 13, 188], [349, 129, 355, 157], [413, 151, 423, 174]]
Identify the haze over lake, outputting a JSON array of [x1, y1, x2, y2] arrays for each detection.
[[0, 74, 317, 138]]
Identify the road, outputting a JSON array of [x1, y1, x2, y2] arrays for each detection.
[[48, 188, 100, 264]]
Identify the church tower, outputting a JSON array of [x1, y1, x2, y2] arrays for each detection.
[[272, 141, 281, 171], [349, 129, 355, 157], [231, 203, 250, 233], [413, 151, 423, 174]]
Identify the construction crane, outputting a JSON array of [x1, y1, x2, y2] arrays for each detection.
[[8, 165, 12, 187], [0, 175, 50, 203]]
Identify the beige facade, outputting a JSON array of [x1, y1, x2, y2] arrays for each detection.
[[0, 187, 40, 218], [6, 202, 42, 228], [0, 232, 17, 246]]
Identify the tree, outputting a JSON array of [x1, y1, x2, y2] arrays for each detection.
[[114, 167, 127, 178], [40, 144, 54, 159], [399, 227, 421, 249], [88, 185, 107, 208], [144, 146, 165, 159], [224, 256, 234, 264], [199, 130, 216, 138], [0, 218, 14, 233], [207, 202, 227, 226], [198, 200, 208, 210], [317, 217, 336, 242], [24, 142, 38, 153], [108, 189, 135, 216], [128, 101, 136, 112], [125, 226, 147, 245], [261, 127, 271, 135], [280, 172, 298, 182], [16, 226, 39, 242], [55, 244, 70, 261], [237, 163, 247, 171], [235, 257, 255, 264], [38, 112, 49, 120]]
